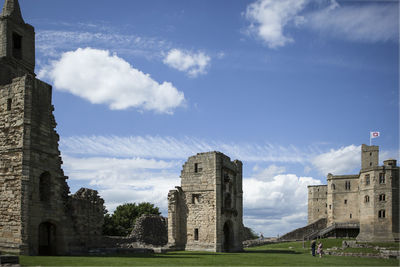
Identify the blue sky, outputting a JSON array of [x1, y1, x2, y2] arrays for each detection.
[[15, 0, 399, 236]]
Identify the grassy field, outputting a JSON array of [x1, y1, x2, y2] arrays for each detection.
[[20, 239, 399, 266]]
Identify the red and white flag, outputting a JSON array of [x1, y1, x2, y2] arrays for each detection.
[[370, 131, 380, 139]]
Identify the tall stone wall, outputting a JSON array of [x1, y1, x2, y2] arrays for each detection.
[[0, 76, 25, 253], [327, 175, 359, 226], [307, 185, 327, 224]]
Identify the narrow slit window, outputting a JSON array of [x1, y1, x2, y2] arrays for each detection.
[[194, 228, 199, 241], [12, 32, 22, 59], [7, 98, 12, 111]]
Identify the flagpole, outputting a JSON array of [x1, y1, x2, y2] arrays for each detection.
[[370, 133, 371, 146]]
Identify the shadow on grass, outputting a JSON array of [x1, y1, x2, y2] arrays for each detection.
[[245, 250, 301, 255]]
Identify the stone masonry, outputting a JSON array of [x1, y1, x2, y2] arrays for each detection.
[[0, 0, 105, 255], [307, 144, 399, 242], [168, 152, 243, 252]]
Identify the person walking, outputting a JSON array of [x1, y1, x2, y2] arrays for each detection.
[[317, 242, 323, 258], [311, 240, 316, 256]]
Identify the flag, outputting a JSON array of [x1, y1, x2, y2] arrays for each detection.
[[370, 131, 380, 139]]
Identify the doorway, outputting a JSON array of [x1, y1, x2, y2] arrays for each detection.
[[38, 222, 57, 255], [223, 221, 234, 252]]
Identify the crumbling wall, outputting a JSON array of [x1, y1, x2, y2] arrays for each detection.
[[130, 214, 167, 246], [70, 188, 105, 249]]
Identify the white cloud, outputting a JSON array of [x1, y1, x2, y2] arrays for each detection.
[[311, 145, 361, 175], [243, 165, 321, 236], [307, 1, 399, 43], [244, 0, 398, 48], [60, 135, 318, 163], [244, 0, 308, 48], [36, 29, 171, 60], [39, 48, 185, 113], [62, 155, 181, 214], [163, 49, 211, 77]]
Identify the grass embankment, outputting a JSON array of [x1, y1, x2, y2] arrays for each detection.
[[20, 239, 399, 266]]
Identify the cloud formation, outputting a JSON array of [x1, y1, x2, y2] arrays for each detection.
[[244, 0, 398, 48], [245, 0, 308, 48], [39, 48, 185, 113], [243, 165, 321, 236], [63, 155, 181, 213], [311, 145, 361, 175], [163, 49, 211, 77], [60, 135, 318, 163]]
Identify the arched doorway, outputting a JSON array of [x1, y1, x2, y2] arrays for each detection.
[[38, 222, 57, 255], [223, 221, 234, 252]]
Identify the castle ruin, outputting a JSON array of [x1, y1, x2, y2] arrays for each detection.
[[0, 0, 105, 255], [167, 152, 244, 252]]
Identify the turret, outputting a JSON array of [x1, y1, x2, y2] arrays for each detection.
[[0, 0, 35, 75], [361, 144, 379, 170]]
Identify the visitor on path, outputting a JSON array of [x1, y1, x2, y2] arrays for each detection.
[[317, 242, 323, 258], [311, 240, 316, 256]]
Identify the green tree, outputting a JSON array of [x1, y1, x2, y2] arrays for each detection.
[[102, 202, 161, 236]]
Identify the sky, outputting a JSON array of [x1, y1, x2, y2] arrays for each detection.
[[13, 0, 399, 237]]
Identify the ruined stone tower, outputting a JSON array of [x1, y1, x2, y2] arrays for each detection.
[[168, 152, 243, 252], [0, 0, 104, 255]]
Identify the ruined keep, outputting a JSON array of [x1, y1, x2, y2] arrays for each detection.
[[168, 152, 243, 252], [307, 144, 399, 242], [0, 0, 105, 255]]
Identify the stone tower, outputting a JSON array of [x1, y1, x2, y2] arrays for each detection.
[[0, 0, 104, 255], [168, 152, 243, 252], [357, 146, 399, 242]]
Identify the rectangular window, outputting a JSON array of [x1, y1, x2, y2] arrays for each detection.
[[194, 163, 202, 173], [12, 32, 22, 59], [7, 98, 12, 111], [378, 210, 385, 218], [192, 194, 200, 204], [194, 228, 199, 241], [350, 214, 352, 219], [344, 199, 347, 204], [379, 173, 385, 184], [329, 205, 331, 210], [379, 194, 386, 201], [365, 174, 370, 185]]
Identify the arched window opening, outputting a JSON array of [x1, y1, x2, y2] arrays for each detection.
[[39, 172, 51, 202], [379, 194, 386, 201], [365, 195, 370, 203]]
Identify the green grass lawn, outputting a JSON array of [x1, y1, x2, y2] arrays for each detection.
[[20, 239, 399, 266]]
